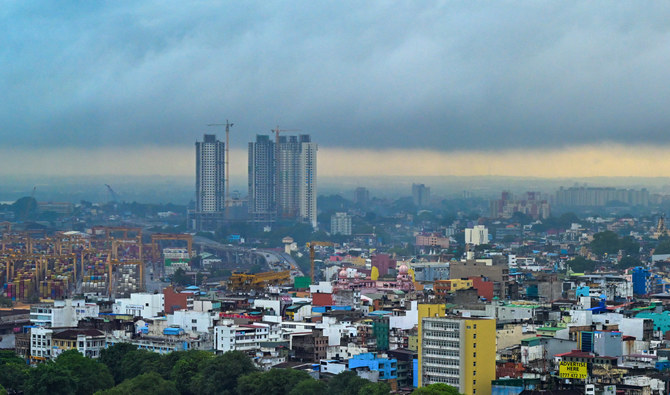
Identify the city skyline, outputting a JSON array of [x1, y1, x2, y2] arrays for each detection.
[[4, 3, 670, 178]]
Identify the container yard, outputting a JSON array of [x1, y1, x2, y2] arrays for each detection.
[[0, 227, 159, 301]]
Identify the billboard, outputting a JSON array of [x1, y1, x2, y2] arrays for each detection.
[[559, 361, 588, 379]]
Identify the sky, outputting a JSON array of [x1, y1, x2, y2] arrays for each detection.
[[3, 1, 670, 178]]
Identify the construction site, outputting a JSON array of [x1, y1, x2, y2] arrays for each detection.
[[0, 226, 195, 301]]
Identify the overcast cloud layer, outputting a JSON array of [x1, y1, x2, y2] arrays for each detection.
[[2, 1, 670, 152]]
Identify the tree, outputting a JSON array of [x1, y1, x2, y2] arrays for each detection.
[[172, 268, 191, 286], [55, 349, 114, 395], [590, 231, 639, 257], [119, 349, 162, 382], [237, 369, 312, 395], [24, 362, 76, 395], [192, 351, 257, 395], [590, 231, 621, 256], [411, 383, 462, 394], [655, 239, 670, 254], [288, 379, 327, 395], [99, 343, 139, 384], [97, 372, 178, 395], [618, 256, 642, 270], [566, 256, 597, 273], [170, 350, 213, 395], [358, 382, 391, 395], [326, 371, 369, 395], [0, 351, 29, 393]]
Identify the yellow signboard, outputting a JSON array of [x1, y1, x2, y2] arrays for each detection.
[[559, 361, 588, 379]]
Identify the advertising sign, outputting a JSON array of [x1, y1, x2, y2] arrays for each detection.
[[559, 361, 588, 379]]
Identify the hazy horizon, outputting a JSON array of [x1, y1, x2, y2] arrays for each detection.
[[4, 174, 670, 205]]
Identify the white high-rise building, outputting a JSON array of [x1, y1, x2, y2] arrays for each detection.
[[196, 134, 225, 213], [465, 225, 488, 245], [330, 212, 352, 235], [298, 136, 318, 228], [249, 134, 317, 228]]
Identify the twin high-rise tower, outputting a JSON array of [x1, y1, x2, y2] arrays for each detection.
[[249, 134, 317, 228], [191, 131, 317, 231]]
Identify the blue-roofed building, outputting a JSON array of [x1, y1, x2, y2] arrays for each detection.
[[349, 352, 397, 381]]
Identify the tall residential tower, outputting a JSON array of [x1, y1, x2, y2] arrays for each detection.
[[249, 134, 317, 228], [248, 135, 276, 223], [190, 134, 225, 230]]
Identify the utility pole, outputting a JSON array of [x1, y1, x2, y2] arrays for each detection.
[[207, 120, 234, 219]]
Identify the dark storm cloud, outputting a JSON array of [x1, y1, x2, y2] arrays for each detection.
[[2, 1, 670, 151]]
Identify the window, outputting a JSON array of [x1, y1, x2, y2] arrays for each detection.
[[473, 333, 476, 339], [474, 324, 477, 329], [473, 361, 476, 366], [473, 343, 476, 348], [473, 352, 476, 358]]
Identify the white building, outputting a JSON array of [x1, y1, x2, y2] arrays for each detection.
[[214, 322, 271, 353], [30, 327, 53, 360], [168, 310, 217, 334], [196, 134, 225, 213], [331, 212, 352, 236], [465, 225, 488, 245], [298, 137, 318, 228], [113, 293, 164, 318], [29, 299, 99, 328]]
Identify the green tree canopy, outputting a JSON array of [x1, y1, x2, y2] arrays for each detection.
[[618, 256, 643, 270], [655, 239, 670, 254], [0, 350, 28, 394], [326, 371, 369, 395], [55, 349, 114, 395], [172, 268, 191, 286], [288, 379, 327, 395], [169, 350, 213, 395], [590, 231, 639, 257], [358, 381, 391, 395], [237, 369, 312, 395], [99, 343, 138, 384], [25, 362, 76, 395], [566, 256, 598, 273], [192, 351, 257, 395], [96, 372, 179, 395]]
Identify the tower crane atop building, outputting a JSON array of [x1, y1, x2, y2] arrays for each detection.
[[207, 120, 234, 217], [271, 125, 301, 144]]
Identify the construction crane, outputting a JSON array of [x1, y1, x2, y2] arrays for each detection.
[[207, 120, 234, 218], [272, 126, 301, 218], [105, 184, 120, 203], [306, 241, 333, 283]]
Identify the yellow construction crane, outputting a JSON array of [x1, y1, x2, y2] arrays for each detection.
[[227, 270, 291, 292], [306, 241, 333, 283]]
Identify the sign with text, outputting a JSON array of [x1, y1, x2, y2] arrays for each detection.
[[559, 361, 588, 379]]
